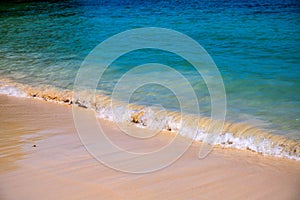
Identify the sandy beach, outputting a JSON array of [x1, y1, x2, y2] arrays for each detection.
[[0, 94, 299, 200], [1, 1, 300, 199]]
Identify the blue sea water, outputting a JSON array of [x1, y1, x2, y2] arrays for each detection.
[[0, 0, 299, 139]]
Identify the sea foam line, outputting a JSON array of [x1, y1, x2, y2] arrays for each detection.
[[0, 85, 27, 98], [1, 80, 299, 161]]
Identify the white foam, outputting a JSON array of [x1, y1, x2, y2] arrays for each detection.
[[0, 85, 27, 98], [192, 130, 300, 161], [92, 104, 300, 161], [32, 95, 298, 162], [2, 85, 298, 162]]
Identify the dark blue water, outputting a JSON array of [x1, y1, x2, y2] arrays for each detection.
[[0, 0, 299, 139]]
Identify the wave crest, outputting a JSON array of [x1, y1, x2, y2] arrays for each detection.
[[1, 78, 299, 161]]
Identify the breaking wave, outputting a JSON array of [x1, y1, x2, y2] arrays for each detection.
[[1, 78, 299, 161]]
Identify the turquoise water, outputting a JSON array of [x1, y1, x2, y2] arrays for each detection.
[[0, 0, 299, 139]]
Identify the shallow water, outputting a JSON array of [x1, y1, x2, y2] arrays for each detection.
[[0, 0, 299, 140]]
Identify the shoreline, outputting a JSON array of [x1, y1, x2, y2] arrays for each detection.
[[1, 78, 300, 161], [1, 95, 300, 199]]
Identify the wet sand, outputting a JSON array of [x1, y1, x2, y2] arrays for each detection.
[[0, 95, 299, 200]]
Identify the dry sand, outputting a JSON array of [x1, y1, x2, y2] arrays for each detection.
[[0, 95, 299, 200]]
